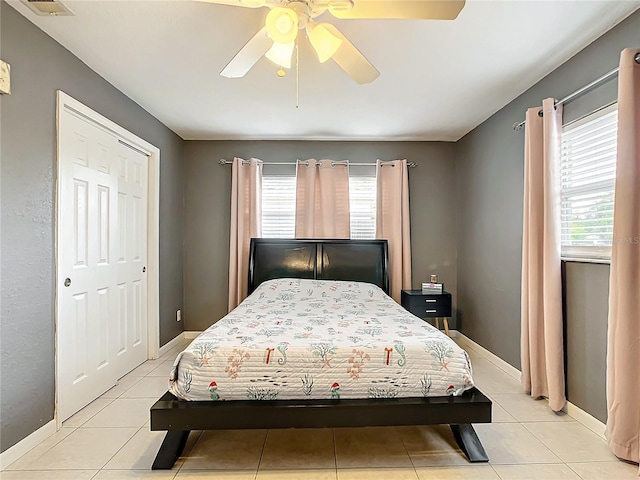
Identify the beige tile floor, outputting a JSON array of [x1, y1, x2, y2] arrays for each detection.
[[3, 338, 639, 480]]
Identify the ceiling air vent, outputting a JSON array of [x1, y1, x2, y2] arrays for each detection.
[[21, 0, 74, 16]]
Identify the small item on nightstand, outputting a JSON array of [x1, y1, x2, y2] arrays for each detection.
[[430, 274, 438, 283], [422, 282, 443, 294]]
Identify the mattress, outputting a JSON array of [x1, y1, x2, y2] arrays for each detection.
[[169, 278, 474, 401]]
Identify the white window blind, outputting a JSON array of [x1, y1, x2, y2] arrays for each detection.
[[560, 103, 618, 261], [262, 176, 296, 238], [349, 176, 377, 239], [261, 174, 377, 239]]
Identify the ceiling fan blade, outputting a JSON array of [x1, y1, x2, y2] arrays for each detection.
[[220, 26, 272, 78], [322, 24, 379, 85], [330, 0, 465, 20], [195, 0, 267, 8]]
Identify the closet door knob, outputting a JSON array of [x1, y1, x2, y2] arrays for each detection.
[[64, 278, 71, 287]]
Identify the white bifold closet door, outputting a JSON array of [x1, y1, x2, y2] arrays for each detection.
[[57, 109, 148, 422]]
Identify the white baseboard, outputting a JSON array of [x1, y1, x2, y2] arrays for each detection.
[[158, 332, 187, 357], [454, 331, 521, 380], [183, 331, 202, 340], [0, 420, 56, 470], [565, 401, 607, 439], [454, 330, 607, 440]]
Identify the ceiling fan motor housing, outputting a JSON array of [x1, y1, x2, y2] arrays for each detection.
[[283, 0, 355, 22], [288, 2, 311, 28]]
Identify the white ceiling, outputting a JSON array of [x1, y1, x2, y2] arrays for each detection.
[[8, 0, 640, 141]]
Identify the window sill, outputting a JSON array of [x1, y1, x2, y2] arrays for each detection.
[[561, 257, 611, 265]]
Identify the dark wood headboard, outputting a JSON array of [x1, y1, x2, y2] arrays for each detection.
[[248, 238, 389, 295]]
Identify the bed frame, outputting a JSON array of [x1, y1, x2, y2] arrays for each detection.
[[248, 238, 390, 294], [150, 238, 492, 469]]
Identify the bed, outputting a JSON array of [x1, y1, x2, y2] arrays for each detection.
[[150, 238, 492, 469]]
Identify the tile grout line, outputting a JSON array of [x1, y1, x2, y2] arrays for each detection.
[[102, 376, 145, 399], [4, 427, 78, 471], [488, 463, 504, 479], [510, 422, 566, 466], [63, 397, 117, 429], [396, 426, 420, 479], [254, 429, 270, 479], [98, 424, 147, 472], [174, 430, 203, 476], [488, 394, 576, 424], [332, 428, 340, 479], [89, 468, 101, 480], [567, 462, 587, 480]]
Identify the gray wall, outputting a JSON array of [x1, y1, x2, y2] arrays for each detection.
[[184, 141, 456, 332], [0, 2, 184, 452], [455, 10, 639, 421], [565, 263, 610, 423]]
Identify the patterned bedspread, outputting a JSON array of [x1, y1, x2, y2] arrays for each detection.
[[169, 279, 474, 401]]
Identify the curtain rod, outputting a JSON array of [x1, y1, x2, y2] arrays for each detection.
[[512, 52, 640, 131], [218, 159, 417, 168]]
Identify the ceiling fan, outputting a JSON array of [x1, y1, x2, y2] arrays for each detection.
[[199, 0, 466, 84]]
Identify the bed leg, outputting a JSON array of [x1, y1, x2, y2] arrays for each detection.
[[450, 424, 489, 462], [151, 431, 190, 470]]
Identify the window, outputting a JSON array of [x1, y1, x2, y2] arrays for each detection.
[[262, 176, 296, 238], [262, 174, 377, 239], [349, 176, 376, 239], [560, 103, 617, 261]]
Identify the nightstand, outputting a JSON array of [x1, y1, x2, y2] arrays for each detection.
[[401, 289, 452, 336]]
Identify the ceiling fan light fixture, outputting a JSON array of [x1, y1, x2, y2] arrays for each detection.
[[307, 23, 343, 63], [265, 41, 295, 68], [266, 7, 299, 44]]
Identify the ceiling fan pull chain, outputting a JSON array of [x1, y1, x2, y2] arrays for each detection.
[[296, 33, 300, 109]]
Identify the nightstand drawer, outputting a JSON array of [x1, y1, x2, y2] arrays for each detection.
[[405, 302, 452, 318], [404, 294, 450, 308], [401, 290, 452, 318]]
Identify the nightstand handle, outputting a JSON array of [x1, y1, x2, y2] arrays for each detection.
[[426, 309, 437, 313], [425, 299, 437, 303]]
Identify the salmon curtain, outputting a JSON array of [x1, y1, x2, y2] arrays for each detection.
[[520, 98, 566, 412], [605, 48, 640, 465], [295, 159, 350, 238], [228, 157, 262, 311], [376, 159, 412, 303]]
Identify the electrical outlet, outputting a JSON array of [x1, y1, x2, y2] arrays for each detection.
[[176, 309, 182, 322], [0, 60, 11, 95]]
